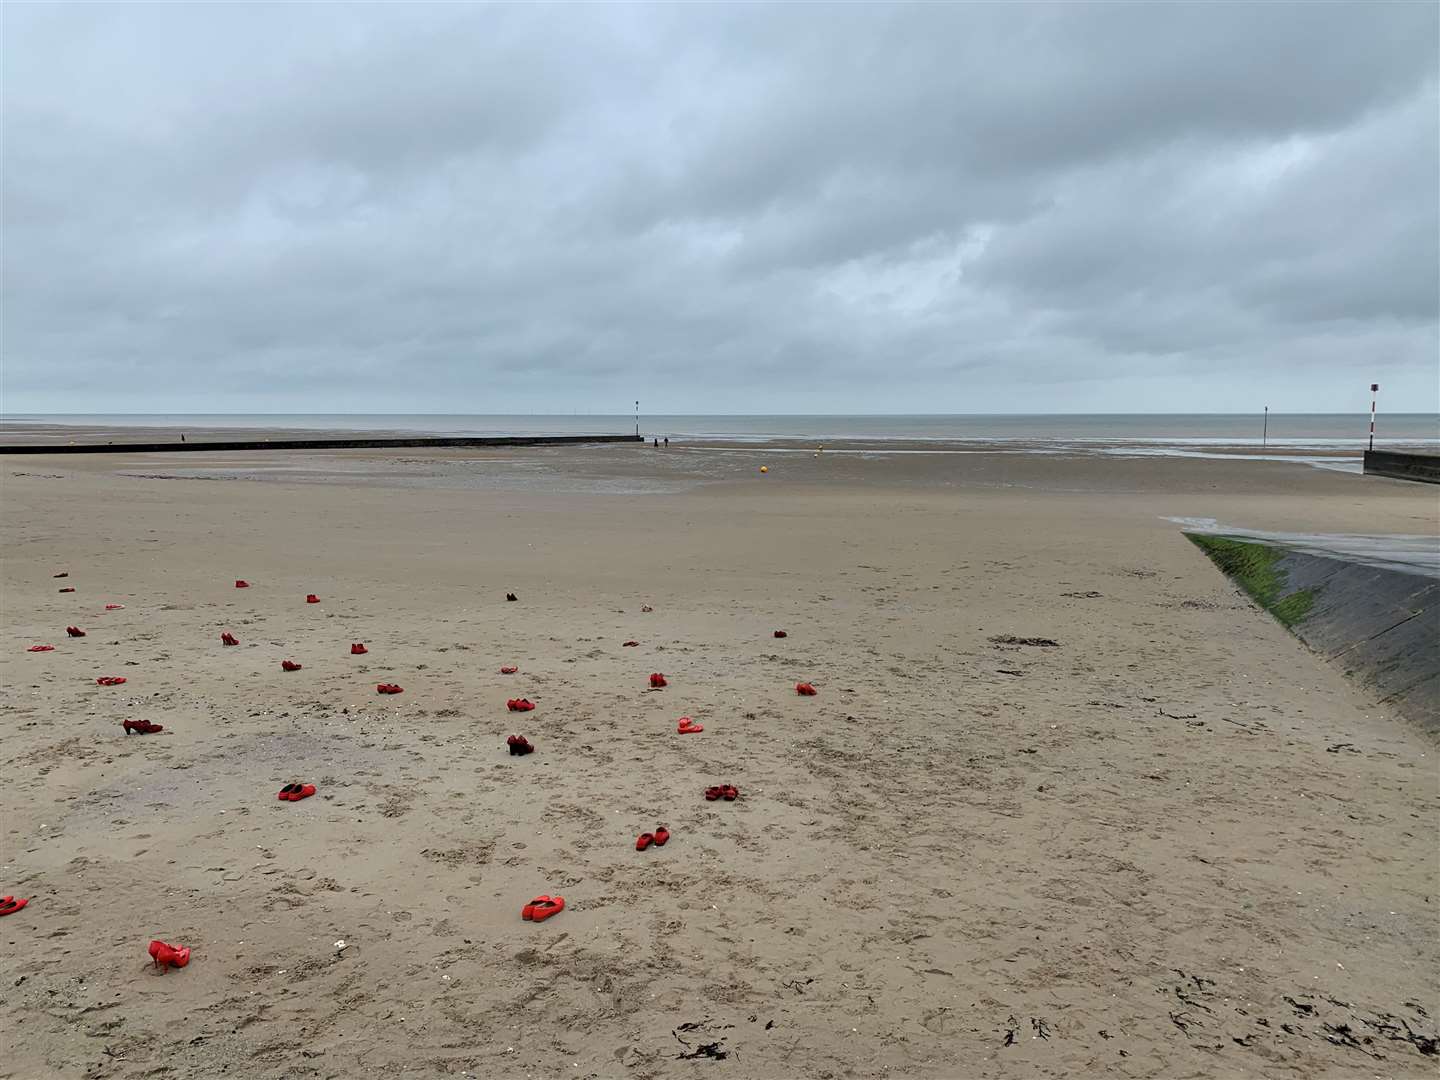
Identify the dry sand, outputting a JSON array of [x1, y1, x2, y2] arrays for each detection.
[[1, 444, 1437, 1079]]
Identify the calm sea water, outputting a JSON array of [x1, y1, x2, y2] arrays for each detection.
[[4, 413, 1437, 447]]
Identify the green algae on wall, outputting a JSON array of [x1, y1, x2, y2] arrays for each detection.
[[1185, 534, 1318, 629]]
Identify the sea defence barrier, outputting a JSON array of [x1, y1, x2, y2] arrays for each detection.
[[1363, 449, 1440, 484], [1188, 534, 1439, 734], [0, 434, 643, 454]]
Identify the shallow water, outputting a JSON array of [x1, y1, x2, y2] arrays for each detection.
[[1166, 517, 1440, 578]]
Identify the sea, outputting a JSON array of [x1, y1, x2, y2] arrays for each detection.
[[4, 412, 1438, 448]]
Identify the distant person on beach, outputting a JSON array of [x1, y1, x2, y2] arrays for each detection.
[[664, 437, 669, 448], [653, 437, 659, 447]]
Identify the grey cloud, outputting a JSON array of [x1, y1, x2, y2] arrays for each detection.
[[2, 1, 1436, 414]]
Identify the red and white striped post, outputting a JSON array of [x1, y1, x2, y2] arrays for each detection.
[[1369, 383, 1379, 451]]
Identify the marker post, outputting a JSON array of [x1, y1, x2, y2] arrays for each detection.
[[1369, 384, 1379, 451]]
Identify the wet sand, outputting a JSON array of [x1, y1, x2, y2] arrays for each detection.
[[1, 444, 1436, 1079]]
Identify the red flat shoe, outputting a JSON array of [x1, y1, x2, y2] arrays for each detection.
[[522, 895, 564, 921], [277, 783, 300, 800], [507, 698, 535, 712], [105, 604, 125, 610], [27, 645, 55, 652], [58, 587, 76, 593], [796, 682, 817, 696], [499, 665, 518, 674], [649, 673, 667, 688], [722, 784, 739, 801], [677, 716, 703, 734], [0, 896, 28, 917], [653, 826, 670, 846], [350, 643, 367, 655], [305, 594, 320, 604], [66, 626, 85, 637], [281, 660, 302, 672], [148, 939, 190, 971], [376, 683, 404, 695], [235, 580, 250, 588], [636, 832, 654, 851], [290, 783, 316, 801], [221, 632, 239, 646], [96, 676, 127, 686], [774, 630, 788, 638], [123, 719, 163, 735], [622, 641, 640, 647], [704, 786, 722, 801]]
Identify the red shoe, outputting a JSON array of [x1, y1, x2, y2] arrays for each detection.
[[288, 783, 316, 802], [105, 604, 125, 610], [305, 594, 320, 604], [722, 784, 739, 801], [27, 645, 55, 652], [376, 683, 404, 695], [148, 939, 191, 971], [622, 641, 640, 647], [774, 630, 788, 638], [235, 580, 250, 588], [499, 665, 518, 674], [281, 660, 302, 672], [653, 826, 670, 846], [0, 896, 28, 917], [677, 716, 703, 734], [507, 698, 535, 712], [796, 682, 817, 696], [704, 786, 723, 801], [58, 587, 76, 593], [123, 719, 163, 735], [66, 626, 85, 637], [350, 643, 367, 655], [507, 734, 534, 756], [649, 673, 667, 688], [521, 895, 563, 921], [636, 832, 654, 851], [221, 632, 239, 646], [278, 783, 301, 800], [96, 676, 127, 686]]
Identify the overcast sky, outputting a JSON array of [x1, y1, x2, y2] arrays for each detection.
[[3, 2, 1436, 415]]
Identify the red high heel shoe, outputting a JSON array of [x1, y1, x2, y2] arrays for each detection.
[[221, 632, 239, 646], [66, 626, 85, 637], [123, 719, 163, 735], [96, 676, 127, 686], [350, 643, 367, 655], [507, 735, 534, 755], [148, 939, 191, 971], [280, 660, 302, 672], [649, 673, 667, 688]]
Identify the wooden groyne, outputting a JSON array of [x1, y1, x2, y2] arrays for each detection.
[[0, 434, 643, 455], [1364, 449, 1440, 484]]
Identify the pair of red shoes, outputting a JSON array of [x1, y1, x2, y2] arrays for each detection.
[[649, 673, 668, 688], [281, 660, 302, 672], [278, 783, 316, 801], [506, 734, 534, 755], [521, 895, 563, 921], [27, 645, 54, 652], [0, 895, 28, 917], [123, 719, 163, 735], [235, 580, 250, 588], [796, 682, 817, 696], [305, 594, 320, 604], [635, 826, 670, 850], [221, 632, 239, 646], [377, 683, 404, 695], [677, 716, 703, 734], [351, 643, 367, 655], [507, 698, 535, 712], [148, 939, 190, 971], [96, 676, 127, 686], [499, 665, 518, 674], [66, 626, 85, 638], [704, 784, 739, 801]]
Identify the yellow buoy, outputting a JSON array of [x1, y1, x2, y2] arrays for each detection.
[[759, 465, 768, 474]]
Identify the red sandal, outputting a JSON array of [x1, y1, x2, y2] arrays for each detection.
[[148, 939, 191, 971], [507, 698, 535, 712], [350, 643, 367, 655], [96, 676, 127, 686], [376, 683, 404, 694], [521, 895, 564, 921], [0, 896, 28, 917], [221, 632, 239, 646], [649, 673, 668, 688], [27, 645, 55, 652], [796, 682, 817, 696], [281, 660, 302, 672]]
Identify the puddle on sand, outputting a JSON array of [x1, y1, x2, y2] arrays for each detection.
[[1167, 517, 1440, 579]]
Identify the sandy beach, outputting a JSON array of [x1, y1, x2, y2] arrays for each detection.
[[1, 442, 1436, 1079]]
